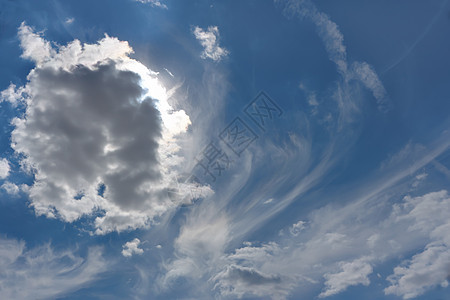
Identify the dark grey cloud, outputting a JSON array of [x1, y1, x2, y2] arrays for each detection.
[[225, 265, 282, 285], [13, 61, 163, 211]]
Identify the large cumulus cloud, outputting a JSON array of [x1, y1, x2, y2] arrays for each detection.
[[6, 23, 209, 234]]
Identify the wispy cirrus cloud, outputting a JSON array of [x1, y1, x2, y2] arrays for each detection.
[[157, 129, 450, 299], [151, 2, 448, 297], [0, 236, 107, 299], [135, 0, 168, 9], [64, 17, 75, 24], [277, 0, 389, 111]]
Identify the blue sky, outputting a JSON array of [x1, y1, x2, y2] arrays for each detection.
[[1, 0, 450, 299]]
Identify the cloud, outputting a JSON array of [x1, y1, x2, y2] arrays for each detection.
[[299, 83, 319, 115], [106, 2, 446, 297], [385, 242, 450, 299], [65, 17, 75, 24], [0, 158, 10, 179], [223, 188, 450, 299], [278, 0, 388, 111], [122, 238, 144, 257], [1, 182, 20, 196], [0, 84, 27, 106], [161, 212, 230, 286], [17, 22, 56, 66], [412, 173, 428, 188], [351, 62, 389, 110], [152, 0, 450, 292], [0, 236, 107, 299], [319, 257, 373, 297], [289, 220, 306, 236], [160, 150, 450, 299], [135, 0, 168, 9], [212, 265, 292, 299], [193, 26, 229, 61], [211, 241, 313, 299], [385, 190, 450, 299], [6, 23, 204, 234]]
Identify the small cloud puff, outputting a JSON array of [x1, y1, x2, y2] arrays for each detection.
[[193, 26, 229, 61], [289, 220, 306, 236], [65, 17, 74, 25], [1, 182, 20, 196], [122, 238, 144, 257]]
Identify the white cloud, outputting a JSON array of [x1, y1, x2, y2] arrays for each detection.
[[415, 173, 428, 181], [17, 22, 56, 66], [351, 62, 389, 110], [432, 160, 450, 180], [278, 0, 388, 111], [128, 2, 447, 297], [289, 220, 306, 236], [412, 172, 428, 188], [0, 158, 10, 179], [122, 238, 144, 257], [135, 0, 168, 9], [1, 182, 20, 195], [385, 242, 450, 299], [392, 190, 450, 234], [211, 241, 315, 299], [160, 169, 450, 299], [319, 257, 373, 297], [212, 264, 294, 300], [313, 11, 348, 75], [0, 84, 27, 106], [159, 211, 230, 289], [263, 198, 274, 204], [0, 236, 107, 299], [228, 242, 281, 263], [5, 23, 210, 234], [299, 82, 319, 115], [385, 190, 450, 299], [193, 26, 229, 61], [65, 17, 74, 24], [152, 81, 450, 298]]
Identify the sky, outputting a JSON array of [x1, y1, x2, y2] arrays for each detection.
[[1, 0, 450, 299]]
